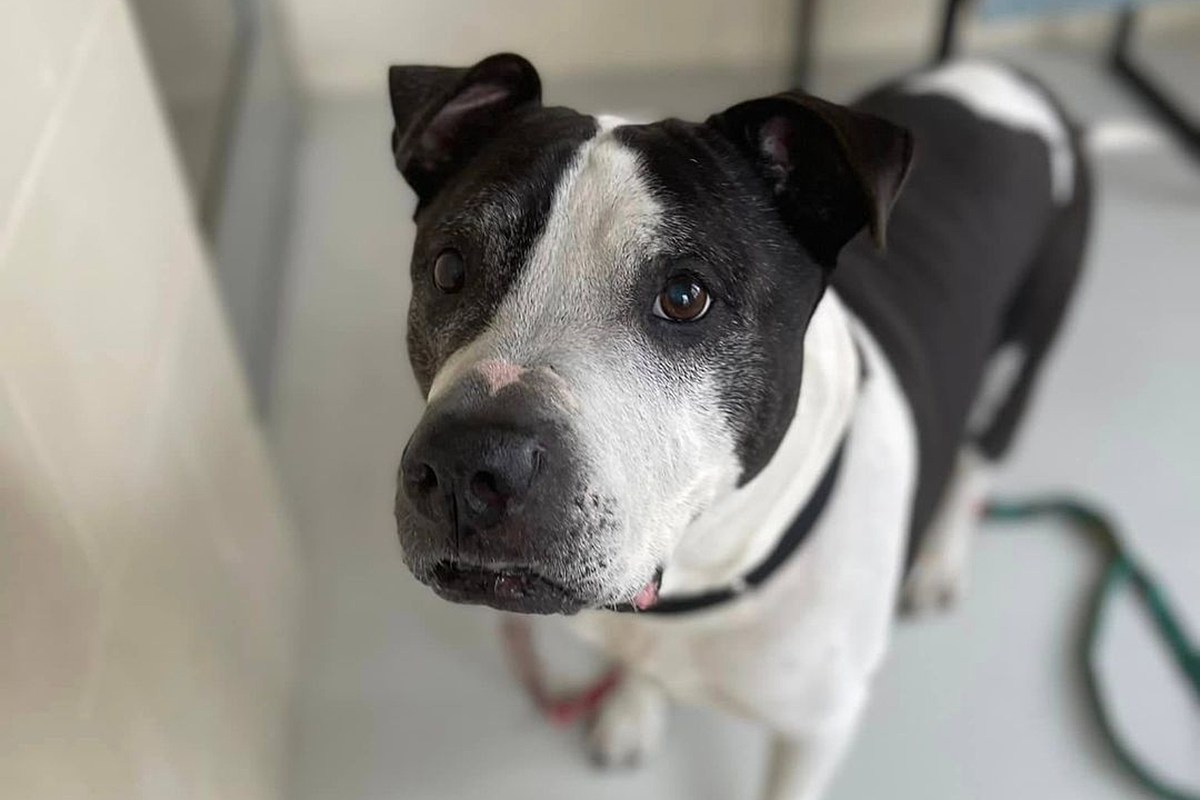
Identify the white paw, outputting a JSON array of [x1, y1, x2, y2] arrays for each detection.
[[586, 674, 667, 769], [901, 546, 968, 616], [902, 448, 990, 617]]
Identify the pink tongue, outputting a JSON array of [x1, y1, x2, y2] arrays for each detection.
[[633, 580, 660, 610]]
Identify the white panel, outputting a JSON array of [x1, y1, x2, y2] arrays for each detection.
[[0, 0, 195, 567], [0, 0, 103, 238], [0, 1, 299, 797], [0, 386, 104, 800]]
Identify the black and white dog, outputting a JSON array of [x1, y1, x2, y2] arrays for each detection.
[[388, 54, 1089, 799]]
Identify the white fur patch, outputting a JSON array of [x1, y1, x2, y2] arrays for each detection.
[[903, 446, 993, 614], [595, 113, 630, 131], [967, 341, 1026, 435], [905, 60, 1075, 204], [587, 672, 668, 767]]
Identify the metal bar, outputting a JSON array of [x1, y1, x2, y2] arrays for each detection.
[[1108, 5, 1200, 162], [935, 0, 968, 63], [793, 0, 819, 91]]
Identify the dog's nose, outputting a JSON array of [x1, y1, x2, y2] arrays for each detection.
[[401, 424, 544, 531]]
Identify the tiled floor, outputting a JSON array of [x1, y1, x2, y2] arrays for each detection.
[[271, 50, 1200, 799]]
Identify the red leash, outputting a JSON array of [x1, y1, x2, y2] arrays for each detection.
[[500, 617, 622, 727]]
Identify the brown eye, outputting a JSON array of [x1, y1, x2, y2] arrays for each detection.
[[433, 249, 465, 293], [654, 276, 711, 322]]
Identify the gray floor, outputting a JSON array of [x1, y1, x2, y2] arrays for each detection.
[[270, 50, 1200, 800]]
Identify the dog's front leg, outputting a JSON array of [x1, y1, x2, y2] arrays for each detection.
[[762, 709, 863, 800], [586, 671, 668, 768]]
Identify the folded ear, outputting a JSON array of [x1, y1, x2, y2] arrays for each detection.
[[708, 92, 914, 268], [387, 53, 542, 202]]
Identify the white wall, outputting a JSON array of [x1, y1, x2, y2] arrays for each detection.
[[277, 0, 1200, 93], [0, 1, 300, 797]]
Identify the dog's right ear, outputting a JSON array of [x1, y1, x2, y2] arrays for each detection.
[[388, 53, 542, 203]]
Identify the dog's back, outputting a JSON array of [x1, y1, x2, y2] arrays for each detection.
[[832, 61, 1092, 559]]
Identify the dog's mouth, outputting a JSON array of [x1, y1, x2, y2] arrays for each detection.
[[424, 561, 664, 615], [428, 561, 586, 615]]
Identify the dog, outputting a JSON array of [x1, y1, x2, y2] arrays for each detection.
[[387, 53, 1089, 799]]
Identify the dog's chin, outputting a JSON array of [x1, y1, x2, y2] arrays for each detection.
[[421, 561, 591, 615]]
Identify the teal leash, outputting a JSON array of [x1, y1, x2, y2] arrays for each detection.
[[985, 497, 1200, 800]]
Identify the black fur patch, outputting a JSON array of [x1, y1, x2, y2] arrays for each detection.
[[833, 82, 1089, 560]]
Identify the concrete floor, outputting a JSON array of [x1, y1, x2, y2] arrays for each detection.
[[270, 50, 1200, 800]]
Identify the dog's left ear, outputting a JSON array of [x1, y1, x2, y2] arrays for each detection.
[[708, 92, 914, 268], [388, 53, 542, 203]]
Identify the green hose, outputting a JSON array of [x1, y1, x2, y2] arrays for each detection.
[[985, 497, 1200, 800]]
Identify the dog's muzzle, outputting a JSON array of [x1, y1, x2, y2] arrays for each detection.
[[394, 368, 611, 614]]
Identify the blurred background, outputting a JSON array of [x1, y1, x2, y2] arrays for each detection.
[[2, 0, 1198, 798]]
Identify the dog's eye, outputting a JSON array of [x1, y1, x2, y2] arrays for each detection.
[[654, 276, 711, 322], [433, 249, 466, 293]]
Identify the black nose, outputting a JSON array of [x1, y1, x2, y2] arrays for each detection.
[[401, 423, 544, 532]]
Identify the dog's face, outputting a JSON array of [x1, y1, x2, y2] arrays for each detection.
[[389, 54, 912, 614]]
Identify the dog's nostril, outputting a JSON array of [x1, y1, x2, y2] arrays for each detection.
[[407, 463, 439, 494], [468, 470, 507, 509]]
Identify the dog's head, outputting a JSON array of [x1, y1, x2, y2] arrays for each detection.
[[389, 54, 913, 614]]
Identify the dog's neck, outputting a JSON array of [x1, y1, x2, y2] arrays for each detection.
[[661, 289, 861, 597]]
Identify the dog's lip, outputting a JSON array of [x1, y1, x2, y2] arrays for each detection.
[[427, 560, 585, 614]]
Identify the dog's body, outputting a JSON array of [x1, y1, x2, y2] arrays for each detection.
[[388, 56, 1089, 800]]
